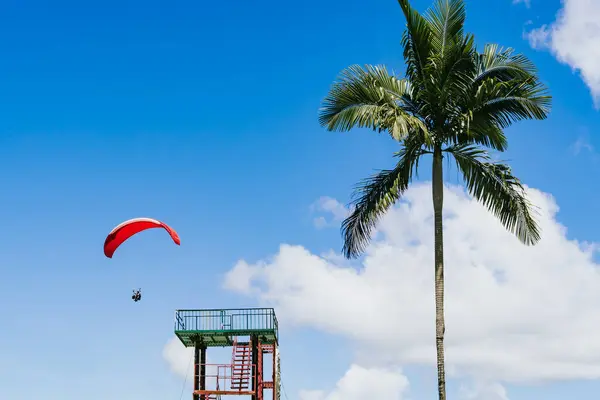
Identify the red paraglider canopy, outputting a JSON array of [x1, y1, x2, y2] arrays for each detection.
[[103, 217, 180, 258]]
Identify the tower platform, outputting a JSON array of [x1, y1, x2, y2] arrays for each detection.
[[174, 308, 279, 347]]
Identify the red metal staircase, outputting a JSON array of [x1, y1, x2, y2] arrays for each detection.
[[231, 340, 251, 391]]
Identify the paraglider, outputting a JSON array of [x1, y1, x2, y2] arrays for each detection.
[[103, 217, 180, 301], [103, 217, 180, 258]]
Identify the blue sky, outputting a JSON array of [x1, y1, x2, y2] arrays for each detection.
[[1, 0, 599, 399]]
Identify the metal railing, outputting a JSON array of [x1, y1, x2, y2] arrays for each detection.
[[192, 363, 257, 394], [174, 308, 278, 338]]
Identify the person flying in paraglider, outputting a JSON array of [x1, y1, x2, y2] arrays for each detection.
[[103, 217, 180, 301], [132, 289, 142, 302]]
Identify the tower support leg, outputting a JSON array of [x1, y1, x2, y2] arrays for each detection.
[[273, 345, 278, 400], [251, 335, 258, 400], [257, 343, 264, 400], [200, 344, 207, 400], [193, 340, 200, 400]]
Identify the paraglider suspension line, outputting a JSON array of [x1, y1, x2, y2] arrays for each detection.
[[179, 351, 194, 400]]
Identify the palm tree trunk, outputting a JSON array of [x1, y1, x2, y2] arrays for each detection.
[[432, 146, 446, 400]]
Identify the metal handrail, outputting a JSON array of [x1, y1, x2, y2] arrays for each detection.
[[192, 363, 257, 392], [174, 308, 278, 336]]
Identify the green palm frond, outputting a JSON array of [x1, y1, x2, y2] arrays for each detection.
[[473, 44, 538, 85], [426, 0, 466, 57], [450, 121, 508, 151], [398, 0, 433, 86], [471, 77, 551, 128], [341, 139, 426, 258], [430, 32, 477, 119], [318, 64, 428, 141], [446, 144, 540, 245], [447, 59, 550, 149]]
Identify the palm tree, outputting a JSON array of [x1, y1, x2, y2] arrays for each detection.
[[318, 0, 551, 399]]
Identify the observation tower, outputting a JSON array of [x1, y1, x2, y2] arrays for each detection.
[[174, 308, 280, 400]]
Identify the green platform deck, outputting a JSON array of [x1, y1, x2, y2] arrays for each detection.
[[174, 308, 279, 347]]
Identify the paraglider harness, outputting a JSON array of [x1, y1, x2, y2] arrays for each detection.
[[132, 289, 142, 302]]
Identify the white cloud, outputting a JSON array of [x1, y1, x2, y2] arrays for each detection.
[[571, 133, 595, 156], [224, 182, 600, 383], [310, 196, 349, 229], [525, 0, 600, 106], [162, 337, 219, 389], [460, 381, 510, 400], [512, 0, 530, 8], [299, 364, 409, 400], [163, 336, 194, 379]]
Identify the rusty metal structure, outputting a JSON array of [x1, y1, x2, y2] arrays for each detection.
[[174, 308, 280, 400]]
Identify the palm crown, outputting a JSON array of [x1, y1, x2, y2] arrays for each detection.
[[318, 0, 551, 258]]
